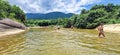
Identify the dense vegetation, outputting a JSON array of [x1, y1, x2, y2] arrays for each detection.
[[27, 4, 120, 29], [73, 4, 120, 29], [26, 18, 72, 28], [1, 0, 120, 29], [0, 0, 26, 24]]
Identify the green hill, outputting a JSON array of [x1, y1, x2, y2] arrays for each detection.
[[71, 4, 120, 29], [26, 12, 74, 20]]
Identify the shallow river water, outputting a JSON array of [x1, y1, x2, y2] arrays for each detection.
[[0, 28, 120, 55]]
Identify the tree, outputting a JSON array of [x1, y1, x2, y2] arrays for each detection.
[[81, 9, 87, 14], [63, 19, 73, 28], [11, 5, 26, 23], [0, 0, 26, 24]]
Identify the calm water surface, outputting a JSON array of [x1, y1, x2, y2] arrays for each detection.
[[0, 28, 120, 55]]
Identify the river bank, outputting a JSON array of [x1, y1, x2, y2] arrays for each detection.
[[0, 18, 27, 37], [30, 24, 120, 33], [1, 23, 119, 37], [29, 26, 50, 29], [104, 24, 120, 33], [0, 28, 25, 37], [95, 24, 120, 33]]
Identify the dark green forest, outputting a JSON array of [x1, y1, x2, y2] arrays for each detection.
[[0, 0, 26, 23], [27, 4, 120, 29]]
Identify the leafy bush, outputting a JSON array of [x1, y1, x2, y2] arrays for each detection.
[[0, 0, 26, 23]]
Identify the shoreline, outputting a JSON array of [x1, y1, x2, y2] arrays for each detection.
[[29, 26, 50, 29], [95, 24, 120, 33], [103, 24, 120, 33], [30, 24, 120, 33], [2, 23, 117, 37], [0, 29, 26, 37]]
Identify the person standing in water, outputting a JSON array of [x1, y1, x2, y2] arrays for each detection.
[[57, 26, 60, 30], [54, 26, 60, 30], [71, 25, 74, 29], [97, 23, 105, 37]]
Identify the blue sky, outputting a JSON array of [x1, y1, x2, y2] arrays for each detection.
[[8, 0, 120, 14]]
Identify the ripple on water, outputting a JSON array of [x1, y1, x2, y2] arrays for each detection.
[[1, 28, 120, 55]]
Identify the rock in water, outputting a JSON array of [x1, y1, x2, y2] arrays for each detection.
[[0, 18, 26, 30]]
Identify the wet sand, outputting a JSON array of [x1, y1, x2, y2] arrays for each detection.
[[104, 24, 120, 33], [0, 29, 25, 37], [95, 24, 120, 33], [0, 22, 26, 37]]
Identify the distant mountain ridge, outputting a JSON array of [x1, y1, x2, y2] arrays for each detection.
[[26, 12, 74, 19]]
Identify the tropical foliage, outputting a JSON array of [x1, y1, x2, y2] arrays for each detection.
[[72, 4, 120, 29], [27, 4, 120, 29], [0, 0, 26, 24]]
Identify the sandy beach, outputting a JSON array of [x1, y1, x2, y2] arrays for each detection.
[[0, 29, 25, 37], [96, 24, 120, 33], [104, 24, 120, 33], [0, 22, 26, 37]]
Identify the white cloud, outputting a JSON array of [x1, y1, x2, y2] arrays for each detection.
[[8, 0, 101, 14]]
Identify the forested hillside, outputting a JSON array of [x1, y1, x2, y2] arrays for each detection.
[[0, 0, 26, 24], [26, 12, 73, 19], [71, 4, 120, 29], [27, 4, 120, 29]]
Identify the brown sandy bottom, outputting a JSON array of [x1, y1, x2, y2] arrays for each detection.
[[0, 28, 119, 55]]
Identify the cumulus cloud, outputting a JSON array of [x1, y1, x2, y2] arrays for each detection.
[[8, 0, 101, 14]]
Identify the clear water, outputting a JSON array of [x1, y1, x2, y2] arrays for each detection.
[[0, 28, 120, 55]]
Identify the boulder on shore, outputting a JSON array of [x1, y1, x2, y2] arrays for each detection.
[[0, 18, 26, 30]]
